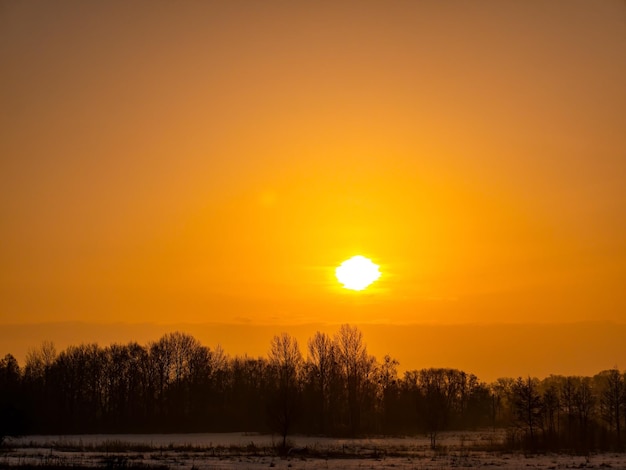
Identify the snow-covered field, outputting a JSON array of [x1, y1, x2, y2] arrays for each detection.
[[3, 432, 626, 469]]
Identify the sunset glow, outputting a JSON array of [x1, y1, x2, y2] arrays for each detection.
[[0, 1, 625, 382]]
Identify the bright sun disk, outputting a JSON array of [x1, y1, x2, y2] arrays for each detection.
[[335, 255, 381, 291]]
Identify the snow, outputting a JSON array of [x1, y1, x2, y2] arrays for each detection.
[[3, 432, 626, 469]]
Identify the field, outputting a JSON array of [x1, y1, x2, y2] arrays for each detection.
[[2, 432, 626, 469]]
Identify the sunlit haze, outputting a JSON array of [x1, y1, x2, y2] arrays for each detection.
[[1, 1, 625, 381]]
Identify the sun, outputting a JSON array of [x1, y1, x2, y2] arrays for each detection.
[[335, 255, 381, 291]]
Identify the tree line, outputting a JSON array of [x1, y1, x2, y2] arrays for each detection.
[[0, 325, 624, 452]]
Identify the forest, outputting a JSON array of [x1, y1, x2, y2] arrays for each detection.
[[0, 325, 624, 453]]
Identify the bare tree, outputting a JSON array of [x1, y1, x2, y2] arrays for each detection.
[[418, 368, 459, 449], [542, 384, 560, 447], [24, 341, 56, 382], [148, 337, 173, 420], [378, 354, 399, 432], [560, 376, 577, 447], [334, 324, 368, 436], [574, 377, 595, 450], [268, 333, 302, 451], [0, 354, 23, 444], [489, 378, 514, 430], [307, 331, 336, 434], [512, 377, 543, 450], [600, 368, 625, 449], [53, 343, 106, 432]]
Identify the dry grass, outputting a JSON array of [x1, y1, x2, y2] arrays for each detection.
[[2, 431, 626, 469]]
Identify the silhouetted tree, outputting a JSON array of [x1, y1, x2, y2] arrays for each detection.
[[22, 341, 57, 432], [2, 326, 624, 449], [102, 342, 151, 431], [542, 382, 560, 449], [52, 343, 106, 432], [417, 368, 457, 448], [306, 332, 337, 434], [463, 376, 491, 429], [574, 377, 595, 451], [512, 377, 543, 450], [560, 376, 577, 448], [226, 355, 269, 431], [0, 354, 25, 443], [267, 333, 302, 450], [24, 341, 56, 381], [378, 354, 399, 433], [600, 368, 625, 449], [335, 324, 368, 436]]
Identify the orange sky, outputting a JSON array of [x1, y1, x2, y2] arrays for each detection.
[[1, 1, 625, 379]]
